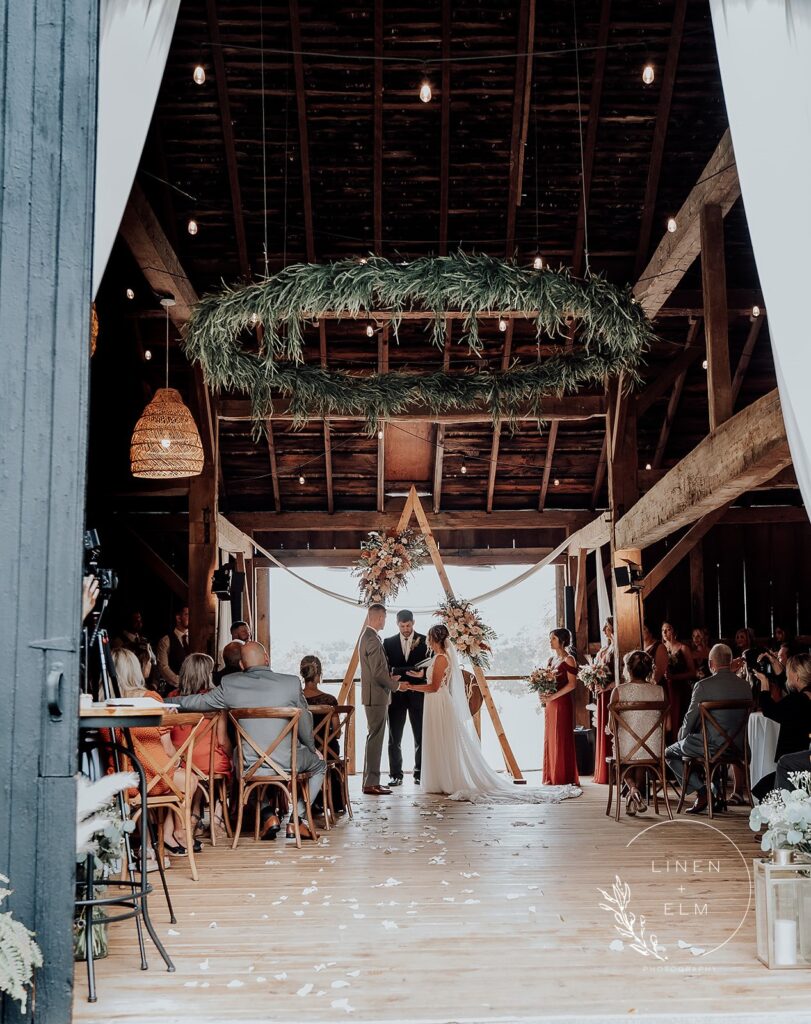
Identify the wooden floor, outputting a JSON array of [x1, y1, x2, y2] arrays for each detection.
[[74, 776, 811, 1024]]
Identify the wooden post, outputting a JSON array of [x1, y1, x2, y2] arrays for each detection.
[[555, 562, 566, 626], [607, 384, 640, 666], [189, 463, 218, 656], [613, 546, 644, 656], [255, 566, 271, 656], [573, 549, 591, 728], [701, 203, 733, 431]]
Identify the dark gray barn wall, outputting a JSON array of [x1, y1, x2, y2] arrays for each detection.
[[0, 1, 98, 1021]]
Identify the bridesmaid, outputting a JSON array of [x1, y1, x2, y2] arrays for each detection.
[[662, 622, 696, 741], [593, 617, 616, 784], [541, 628, 580, 786]]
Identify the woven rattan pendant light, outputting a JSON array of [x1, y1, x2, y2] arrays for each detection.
[[130, 297, 204, 478]]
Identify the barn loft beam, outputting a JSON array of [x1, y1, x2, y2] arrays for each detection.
[[731, 313, 765, 406], [377, 328, 389, 513], [614, 388, 792, 551], [652, 319, 703, 468], [701, 203, 733, 430], [265, 417, 282, 512], [432, 324, 452, 513], [639, 503, 731, 599], [206, 0, 250, 279], [254, 548, 557, 568], [232, 509, 594, 532], [218, 395, 606, 423], [636, 318, 704, 415], [320, 323, 335, 513]]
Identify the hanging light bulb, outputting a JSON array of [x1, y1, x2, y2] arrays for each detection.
[[642, 64, 655, 85], [126, 287, 135, 300], [498, 317, 508, 332], [359, 257, 368, 265], [377, 428, 384, 440], [144, 349, 152, 361], [460, 461, 467, 475], [312, 318, 320, 327], [419, 81, 432, 103], [366, 324, 375, 338], [193, 65, 206, 85], [187, 219, 198, 236], [752, 305, 761, 318], [533, 255, 543, 270], [702, 359, 709, 370], [666, 217, 677, 234], [553, 478, 560, 487], [130, 296, 204, 479], [645, 462, 652, 471], [298, 473, 306, 486]]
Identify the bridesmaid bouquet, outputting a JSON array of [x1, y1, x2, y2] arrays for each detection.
[[352, 528, 428, 605], [436, 597, 496, 670], [578, 660, 614, 694], [527, 666, 558, 698]]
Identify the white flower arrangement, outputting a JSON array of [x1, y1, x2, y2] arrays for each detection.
[[527, 665, 558, 697], [749, 771, 811, 854], [436, 597, 496, 670], [352, 529, 428, 605], [577, 659, 614, 694]]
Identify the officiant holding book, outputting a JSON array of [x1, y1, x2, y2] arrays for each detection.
[[384, 609, 428, 786]]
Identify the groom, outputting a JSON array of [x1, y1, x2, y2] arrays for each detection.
[[359, 604, 402, 796], [383, 609, 428, 786]]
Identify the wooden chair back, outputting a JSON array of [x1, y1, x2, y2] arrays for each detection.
[[325, 705, 353, 762], [228, 707, 301, 785], [698, 699, 753, 766], [308, 704, 336, 760], [127, 713, 211, 801], [609, 701, 669, 764]]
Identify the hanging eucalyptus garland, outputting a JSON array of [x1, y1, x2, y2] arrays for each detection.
[[183, 252, 652, 432]]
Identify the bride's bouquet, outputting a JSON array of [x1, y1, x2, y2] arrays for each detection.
[[577, 659, 614, 694], [527, 666, 558, 698], [352, 528, 428, 605], [436, 597, 496, 670]]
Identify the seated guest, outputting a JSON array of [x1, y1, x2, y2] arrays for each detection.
[[114, 610, 156, 668], [665, 643, 752, 814], [156, 606, 190, 693], [751, 653, 811, 798], [731, 626, 756, 673], [642, 622, 669, 687], [300, 655, 344, 814], [776, 748, 811, 790], [608, 650, 667, 816], [691, 627, 712, 680], [215, 639, 245, 686], [111, 647, 199, 855], [174, 641, 325, 841], [230, 620, 251, 642]]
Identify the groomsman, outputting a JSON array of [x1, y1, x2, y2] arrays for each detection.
[[384, 610, 428, 786]]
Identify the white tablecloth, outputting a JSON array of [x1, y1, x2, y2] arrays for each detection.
[[749, 713, 780, 787]]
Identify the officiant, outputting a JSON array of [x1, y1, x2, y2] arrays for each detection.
[[384, 609, 428, 786]]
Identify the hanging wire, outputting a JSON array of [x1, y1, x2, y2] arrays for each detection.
[[283, 64, 290, 269], [573, 0, 590, 276], [164, 302, 170, 389], [260, 0, 270, 276]]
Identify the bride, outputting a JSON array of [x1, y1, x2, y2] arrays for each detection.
[[399, 624, 581, 804]]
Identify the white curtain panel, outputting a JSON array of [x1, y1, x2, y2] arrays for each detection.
[[215, 560, 232, 669], [594, 545, 612, 626], [93, 0, 181, 295], [710, 0, 811, 517]]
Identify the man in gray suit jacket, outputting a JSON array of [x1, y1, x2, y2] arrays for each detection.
[[360, 604, 402, 795], [176, 641, 325, 840], [665, 643, 752, 813]]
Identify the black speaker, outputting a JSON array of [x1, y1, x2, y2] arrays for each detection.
[[211, 566, 233, 600], [613, 563, 644, 590], [574, 726, 596, 775]]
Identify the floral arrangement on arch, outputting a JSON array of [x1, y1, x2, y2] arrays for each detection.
[[578, 659, 614, 694], [749, 772, 811, 855], [352, 528, 428, 605], [527, 665, 558, 697], [436, 597, 496, 670]]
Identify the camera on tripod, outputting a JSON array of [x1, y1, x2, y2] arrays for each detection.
[[84, 528, 119, 599]]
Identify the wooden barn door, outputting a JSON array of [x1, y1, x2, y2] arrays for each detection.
[[0, 1, 98, 1020]]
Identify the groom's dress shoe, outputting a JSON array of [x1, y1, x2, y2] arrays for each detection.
[[686, 789, 709, 814], [388, 777, 403, 787], [362, 785, 391, 795], [260, 813, 281, 839], [286, 821, 316, 841]]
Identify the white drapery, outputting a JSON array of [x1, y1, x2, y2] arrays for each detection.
[[709, 0, 811, 518], [594, 545, 612, 627], [93, 0, 181, 296]]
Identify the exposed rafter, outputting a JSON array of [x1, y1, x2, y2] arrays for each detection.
[[652, 318, 702, 469]]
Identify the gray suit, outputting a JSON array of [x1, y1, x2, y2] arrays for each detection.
[[176, 666, 325, 813], [665, 668, 752, 793], [359, 626, 400, 788]]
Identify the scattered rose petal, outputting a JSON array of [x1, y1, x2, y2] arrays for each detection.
[[167, 929, 180, 936], [331, 997, 354, 1013], [609, 939, 624, 952], [332, 980, 350, 989], [208, 921, 218, 929], [297, 983, 314, 997], [199, 960, 210, 971], [274, 973, 288, 981], [382, 920, 398, 930], [227, 980, 244, 989]]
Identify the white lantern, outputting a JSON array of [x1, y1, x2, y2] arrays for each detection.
[[755, 855, 811, 968]]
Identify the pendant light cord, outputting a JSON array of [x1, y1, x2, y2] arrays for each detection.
[[573, 0, 590, 276], [165, 302, 170, 389]]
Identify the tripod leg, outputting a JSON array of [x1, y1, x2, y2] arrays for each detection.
[[148, 814, 176, 924]]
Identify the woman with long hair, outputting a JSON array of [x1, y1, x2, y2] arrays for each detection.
[[299, 655, 344, 814], [540, 628, 580, 787], [593, 617, 616, 785]]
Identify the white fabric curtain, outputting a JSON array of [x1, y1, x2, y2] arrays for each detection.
[[594, 545, 612, 627], [93, 0, 181, 296], [215, 559, 232, 669], [709, 0, 811, 518]]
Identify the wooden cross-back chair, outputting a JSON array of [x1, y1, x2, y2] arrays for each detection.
[[228, 708, 318, 849], [185, 711, 233, 846], [309, 704, 354, 829], [676, 699, 754, 818], [125, 713, 212, 881], [605, 701, 672, 822]]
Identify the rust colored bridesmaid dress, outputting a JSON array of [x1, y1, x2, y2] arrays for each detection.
[[542, 660, 580, 786], [593, 645, 615, 784]]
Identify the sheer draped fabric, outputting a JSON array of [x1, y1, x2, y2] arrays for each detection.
[[420, 642, 581, 804]]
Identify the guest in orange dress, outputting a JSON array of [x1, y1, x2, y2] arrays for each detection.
[[111, 647, 198, 856], [169, 653, 233, 834], [593, 617, 616, 784], [541, 628, 580, 786]]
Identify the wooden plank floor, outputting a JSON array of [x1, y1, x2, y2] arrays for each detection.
[[74, 776, 811, 1024]]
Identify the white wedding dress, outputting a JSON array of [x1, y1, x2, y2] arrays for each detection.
[[420, 642, 581, 804]]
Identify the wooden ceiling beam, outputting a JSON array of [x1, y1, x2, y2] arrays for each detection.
[[265, 417, 282, 512], [254, 547, 556, 568], [432, 324, 452, 514], [701, 203, 733, 430], [232, 509, 594, 532], [636, 319, 704, 414], [219, 395, 606, 423], [651, 319, 702, 469], [206, 0, 250, 279], [377, 328, 389, 513], [320, 322, 335, 513], [731, 313, 765, 406]]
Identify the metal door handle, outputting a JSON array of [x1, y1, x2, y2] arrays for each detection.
[[46, 663, 64, 720]]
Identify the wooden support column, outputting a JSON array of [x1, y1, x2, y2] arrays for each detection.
[[555, 562, 566, 627], [189, 463, 218, 656], [255, 567, 271, 657], [613, 547, 644, 657], [701, 203, 732, 430], [573, 550, 590, 728], [607, 385, 640, 664]]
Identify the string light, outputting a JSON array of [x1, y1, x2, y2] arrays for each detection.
[[666, 217, 677, 233], [366, 324, 374, 338], [752, 305, 761, 318], [460, 461, 467, 475], [187, 219, 198, 235], [126, 287, 135, 300], [553, 478, 560, 487], [419, 81, 432, 103], [533, 255, 543, 270], [642, 64, 655, 85], [298, 472, 306, 485], [377, 429, 384, 440], [359, 257, 367, 265], [498, 318, 508, 332], [144, 349, 152, 361], [702, 359, 708, 370], [645, 462, 652, 471], [193, 65, 206, 85]]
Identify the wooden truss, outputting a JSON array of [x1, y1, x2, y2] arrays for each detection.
[[337, 486, 524, 781]]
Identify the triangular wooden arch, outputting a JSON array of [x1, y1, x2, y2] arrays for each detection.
[[337, 486, 524, 781]]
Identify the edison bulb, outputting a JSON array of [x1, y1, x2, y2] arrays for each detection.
[[645, 462, 652, 471], [377, 429, 384, 440], [752, 305, 761, 318], [642, 65, 655, 85], [160, 437, 172, 450], [187, 219, 198, 235], [126, 287, 135, 300], [702, 359, 708, 370], [366, 324, 374, 338], [144, 349, 152, 361], [460, 464, 467, 475], [193, 65, 206, 85], [666, 217, 677, 233], [553, 478, 560, 487], [498, 318, 508, 332], [298, 474, 306, 485], [419, 81, 432, 103], [533, 255, 543, 270]]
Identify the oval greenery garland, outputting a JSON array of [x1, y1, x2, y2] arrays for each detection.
[[183, 252, 652, 432]]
